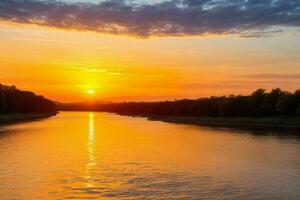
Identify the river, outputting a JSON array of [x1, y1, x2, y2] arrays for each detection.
[[0, 112, 300, 200]]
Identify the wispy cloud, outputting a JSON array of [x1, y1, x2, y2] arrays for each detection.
[[63, 65, 135, 76], [96, 46, 113, 50], [241, 73, 300, 80], [0, 0, 300, 37], [64, 66, 106, 73], [11, 37, 75, 43]]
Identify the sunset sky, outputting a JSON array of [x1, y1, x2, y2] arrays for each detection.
[[0, 0, 300, 102]]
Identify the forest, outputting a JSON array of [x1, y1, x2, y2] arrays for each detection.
[[62, 88, 300, 118], [0, 84, 57, 114]]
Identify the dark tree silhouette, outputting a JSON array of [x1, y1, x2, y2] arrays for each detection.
[[249, 89, 265, 116], [60, 88, 300, 118], [0, 84, 56, 114], [259, 88, 284, 116]]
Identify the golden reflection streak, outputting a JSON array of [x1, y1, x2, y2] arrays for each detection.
[[86, 112, 96, 188]]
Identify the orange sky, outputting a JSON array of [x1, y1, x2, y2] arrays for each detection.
[[1, 23, 300, 102]]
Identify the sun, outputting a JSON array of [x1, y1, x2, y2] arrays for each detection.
[[87, 89, 95, 95]]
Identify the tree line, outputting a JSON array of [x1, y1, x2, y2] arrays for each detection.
[[0, 84, 57, 114], [61, 88, 300, 118]]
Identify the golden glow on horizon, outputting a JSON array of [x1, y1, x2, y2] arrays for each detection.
[[0, 23, 300, 102]]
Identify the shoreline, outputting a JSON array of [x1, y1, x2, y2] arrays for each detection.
[[59, 110, 300, 132], [0, 112, 58, 126], [146, 115, 300, 133]]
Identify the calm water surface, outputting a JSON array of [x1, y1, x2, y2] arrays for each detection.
[[0, 112, 300, 200]]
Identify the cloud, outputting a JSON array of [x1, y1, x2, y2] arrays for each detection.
[[11, 37, 76, 43], [63, 65, 135, 76], [241, 73, 300, 80], [0, 0, 300, 37], [63, 66, 104, 72]]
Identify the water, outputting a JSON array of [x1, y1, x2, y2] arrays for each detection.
[[0, 112, 300, 200]]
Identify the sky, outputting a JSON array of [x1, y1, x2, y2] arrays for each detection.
[[0, 0, 300, 102]]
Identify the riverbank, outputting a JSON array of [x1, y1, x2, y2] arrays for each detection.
[[0, 112, 57, 125], [146, 115, 300, 132]]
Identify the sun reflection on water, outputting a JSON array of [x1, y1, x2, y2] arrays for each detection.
[[1, 112, 300, 199], [86, 112, 96, 188]]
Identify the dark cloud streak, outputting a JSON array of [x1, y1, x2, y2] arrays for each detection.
[[241, 73, 300, 80], [0, 0, 300, 37]]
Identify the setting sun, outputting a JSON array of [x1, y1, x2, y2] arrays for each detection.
[[87, 90, 95, 95]]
